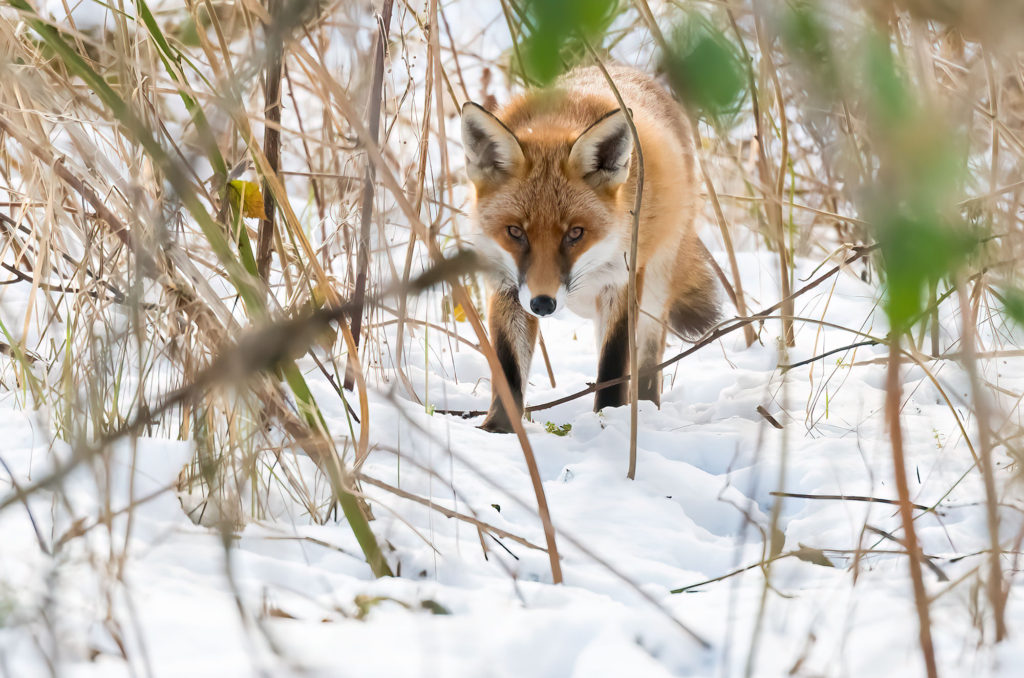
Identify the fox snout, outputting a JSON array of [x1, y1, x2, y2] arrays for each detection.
[[517, 281, 567, 318], [529, 295, 556, 316]]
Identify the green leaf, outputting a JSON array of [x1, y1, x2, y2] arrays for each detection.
[[420, 600, 451, 615], [174, 16, 202, 47], [544, 421, 572, 436], [661, 15, 746, 126], [519, 0, 619, 85], [1004, 288, 1024, 327], [779, 3, 837, 99], [877, 214, 975, 331], [862, 33, 912, 129], [857, 31, 976, 332], [793, 544, 834, 568]]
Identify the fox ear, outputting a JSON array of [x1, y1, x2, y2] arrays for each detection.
[[569, 109, 633, 191], [461, 102, 524, 188]]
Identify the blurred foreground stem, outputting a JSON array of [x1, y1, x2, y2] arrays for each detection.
[[886, 337, 939, 678]]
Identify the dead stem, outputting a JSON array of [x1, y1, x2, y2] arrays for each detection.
[[256, 0, 283, 284], [958, 281, 1008, 640], [346, 0, 394, 390], [583, 40, 645, 481], [887, 336, 940, 678]]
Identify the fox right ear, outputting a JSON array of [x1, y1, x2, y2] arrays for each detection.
[[569, 108, 633, 192], [461, 102, 524, 188]]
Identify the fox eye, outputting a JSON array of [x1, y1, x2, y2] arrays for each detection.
[[566, 226, 584, 243], [506, 225, 526, 241]]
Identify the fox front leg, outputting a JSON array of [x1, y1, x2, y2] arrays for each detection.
[[481, 287, 537, 433], [594, 287, 630, 412], [593, 278, 665, 411]]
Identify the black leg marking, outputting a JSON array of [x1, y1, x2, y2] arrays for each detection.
[[595, 312, 629, 411], [638, 370, 660, 406], [638, 334, 663, 406], [495, 330, 523, 405], [480, 328, 524, 432], [481, 289, 535, 433]]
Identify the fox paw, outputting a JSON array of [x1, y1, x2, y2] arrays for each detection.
[[479, 411, 515, 434]]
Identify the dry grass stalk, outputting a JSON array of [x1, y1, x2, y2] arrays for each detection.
[[256, 0, 283, 284], [957, 281, 1009, 640], [345, 0, 394, 390]]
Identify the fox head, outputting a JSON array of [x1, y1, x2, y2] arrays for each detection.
[[461, 101, 634, 318]]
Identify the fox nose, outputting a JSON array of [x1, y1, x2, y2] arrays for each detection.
[[530, 295, 557, 317]]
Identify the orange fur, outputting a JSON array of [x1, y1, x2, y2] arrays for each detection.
[[462, 65, 719, 432]]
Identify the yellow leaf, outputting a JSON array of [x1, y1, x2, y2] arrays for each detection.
[[228, 180, 267, 219], [452, 303, 466, 322]]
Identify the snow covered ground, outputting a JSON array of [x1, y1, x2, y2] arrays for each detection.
[[1, 245, 1021, 677]]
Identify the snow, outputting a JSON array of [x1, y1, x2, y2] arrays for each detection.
[[1, 242, 1021, 677]]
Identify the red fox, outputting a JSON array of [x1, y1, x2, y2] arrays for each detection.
[[461, 65, 719, 433]]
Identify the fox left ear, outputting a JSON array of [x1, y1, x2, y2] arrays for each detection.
[[461, 102, 525, 189], [569, 109, 634, 192]]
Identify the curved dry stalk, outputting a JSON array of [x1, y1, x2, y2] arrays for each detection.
[[341, 323, 371, 470], [630, 0, 756, 349], [752, 14, 793, 348], [691, 119, 757, 347], [358, 473, 546, 553], [583, 40, 645, 481], [448, 282, 563, 584]]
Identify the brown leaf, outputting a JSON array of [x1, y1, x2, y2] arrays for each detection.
[[793, 544, 834, 568]]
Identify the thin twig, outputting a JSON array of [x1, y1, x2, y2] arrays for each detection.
[[345, 0, 394, 390], [770, 491, 930, 511], [778, 340, 879, 372], [358, 474, 546, 552], [583, 40, 644, 481]]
